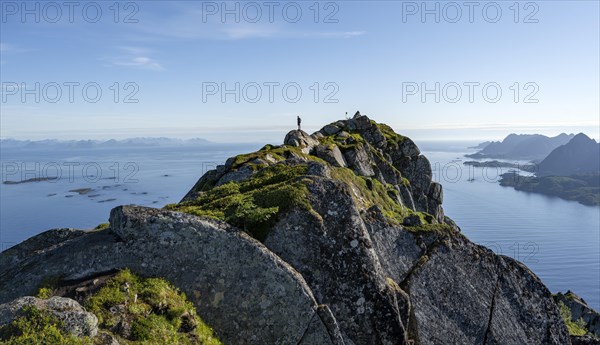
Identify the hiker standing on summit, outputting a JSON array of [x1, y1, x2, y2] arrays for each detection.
[[297, 116, 302, 131]]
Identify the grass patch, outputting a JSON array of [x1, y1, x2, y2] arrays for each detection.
[[86, 269, 221, 345], [318, 132, 366, 152], [558, 301, 588, 337], [168, 163, 312, 241], [35, 275, 62, 300], [404, 223, 453, 234], [559, 301, 588, 336], [372, 122, 406, 145], [94, 223, 110, 230]]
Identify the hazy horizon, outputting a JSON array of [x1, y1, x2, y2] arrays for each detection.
[[1, 124, 598, 144]]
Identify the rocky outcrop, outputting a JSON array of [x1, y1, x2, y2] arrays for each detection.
[[284, 129, 319, 154], [555, 291, 600, 342], [0, 207, 339, 345], [0, 115, 574, 344], [0, 296, 98, 337]]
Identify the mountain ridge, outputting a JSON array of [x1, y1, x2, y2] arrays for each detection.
[[467, 133, 575, 160], [0, 114, 583, 344]]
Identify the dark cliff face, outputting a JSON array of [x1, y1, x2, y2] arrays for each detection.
[[0, 115, 571, 345]]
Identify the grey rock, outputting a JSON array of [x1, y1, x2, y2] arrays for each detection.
[[397, 184, 416, 210], [315, 144, 347, 167], [284, 130, 319, 154], [311, 132, 325, 140], [428, 182, 443, 204], [216, 165, 254, 186], [344, 144, 375, 177], [181, 169, 223, 201], [264, 179, 408, 345], [0, 296, 98, 337], [307, 161, 332, 178], [0, 206, 334, 345], [406, 234, 570, 345], [399, 138, 420, 157], [298, 305, 345, 345], [0, 228, 86, 268], [323, 124, 341, 135], [572, 335, 600, 345]]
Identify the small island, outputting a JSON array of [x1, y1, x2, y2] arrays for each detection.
[[499, 172, 600, 206], [464, 160, 536, 172]]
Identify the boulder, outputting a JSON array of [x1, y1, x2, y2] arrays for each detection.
[[315, 144, 347, 167], [0, 296, 98, 337], [322, 124, 341, 135], [343, 144, 375, 177], [284, 130, 319, 154]]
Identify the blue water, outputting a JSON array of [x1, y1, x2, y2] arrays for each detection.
[[1, 141, 598, 309], [422, 141, 600, 310]]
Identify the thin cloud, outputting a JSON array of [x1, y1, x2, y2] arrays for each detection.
[[310, 31, 366, 38], [112, 57, 164, 70], [104, 47, 164, 71], [0, 43, 30, 64], [130, 5, 365, 41]]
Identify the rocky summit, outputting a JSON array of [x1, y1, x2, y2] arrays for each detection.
[[0, 114, 579, 344]]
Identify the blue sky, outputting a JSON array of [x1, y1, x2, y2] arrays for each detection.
[[1, 0, 599, 142]]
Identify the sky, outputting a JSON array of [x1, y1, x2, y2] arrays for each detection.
[[1, 0, 599, 143]]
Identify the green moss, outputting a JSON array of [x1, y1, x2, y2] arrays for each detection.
[[94, 223, 110, 230], [168, 163, 312, 241], [35, 276, 62, 300], [405, 223, 453, 234], [373, 122, 406, 145], [558, 301, 589, 337], [36, 288, 53, 299], [331, 167, 411, 224], [401, 177, 411, 187], [318, 132, 366, 152], [0, 305, 92, 345], [229, 145, 309, 170], [86, 269, 222, 345]]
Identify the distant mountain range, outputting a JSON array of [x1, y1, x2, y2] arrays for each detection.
[[537, 133, 600, 176], [467, 133, 575, 161], [497, 133, 600, 206], [0, 138, 211, 149]]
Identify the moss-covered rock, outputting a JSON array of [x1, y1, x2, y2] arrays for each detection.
[[1, 270, 222, 345], [85, 269, 221, 345], [0, 304, 92, 345], [175, 115, 445, 242]]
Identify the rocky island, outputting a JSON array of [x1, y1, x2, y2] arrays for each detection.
[[1, 114, 598, 344], [498, 134, 600, 206]]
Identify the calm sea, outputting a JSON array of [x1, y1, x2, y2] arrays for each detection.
[[1, 141, 598, 309]]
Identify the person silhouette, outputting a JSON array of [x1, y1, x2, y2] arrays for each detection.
[[297, 116, 302, 131]]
